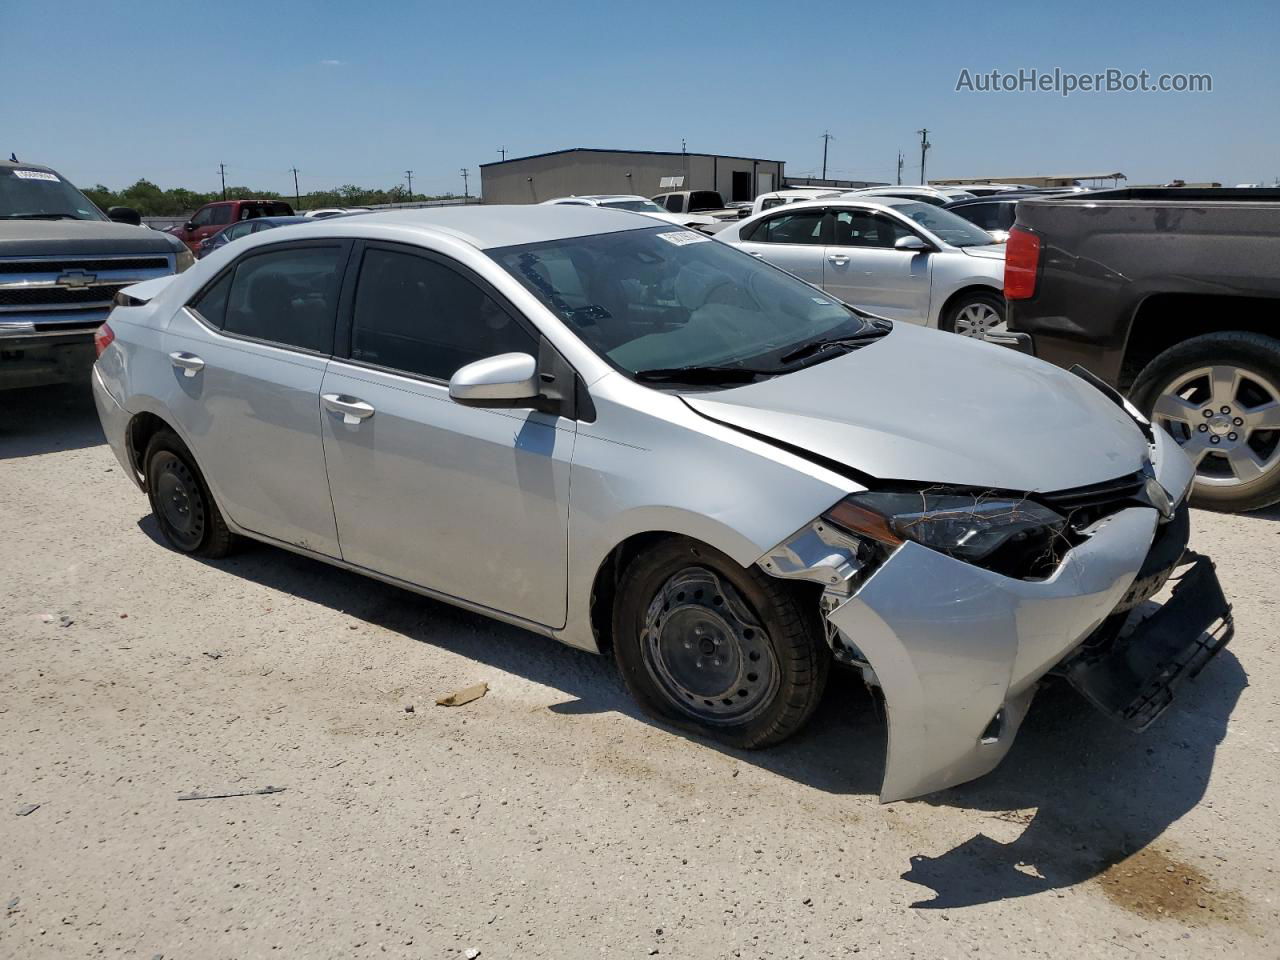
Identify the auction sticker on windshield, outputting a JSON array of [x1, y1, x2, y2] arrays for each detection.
[[13, 170, 60, 182], [656, 231, 711, 246]]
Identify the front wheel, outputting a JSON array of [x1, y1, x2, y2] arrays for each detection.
[[940, 290, 1005, 340], [1131, 331, 1280, 512], [611, 537, 829, 749]]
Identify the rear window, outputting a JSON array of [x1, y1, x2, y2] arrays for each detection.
[[688, 191, 723, 211]]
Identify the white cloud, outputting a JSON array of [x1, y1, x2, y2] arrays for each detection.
[[319, 59, 345, 66]]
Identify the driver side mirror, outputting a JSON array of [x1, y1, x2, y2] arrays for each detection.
[[449, 352, 540, 408], [894, 235, 930, 252], [184, 221, 196, 232], [107, 206, 141, 226]]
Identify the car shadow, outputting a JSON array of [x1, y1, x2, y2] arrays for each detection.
[[0, 382, 105, 459], [140, 521, 1246, 910]]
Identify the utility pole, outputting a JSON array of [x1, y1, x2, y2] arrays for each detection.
[[405, 170, 413, 203], [218, 162, 227, 201], [498, 146, 507, 161], [916, 128, 931, 185], [290, 167, 300, 208], [820, 131, 834, 181], [681, 137, 687, 183], [460, 168, 470, 198], [896, 151, 904, 185]]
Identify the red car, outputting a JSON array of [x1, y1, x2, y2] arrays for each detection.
[[169, 199, 294, 251]]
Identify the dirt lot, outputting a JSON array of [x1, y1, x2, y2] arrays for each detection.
[[3, 383, 1278, 960]]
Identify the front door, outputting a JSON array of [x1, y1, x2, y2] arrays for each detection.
[[823, 208, 932, 322], [319, 242, 574, 628], [161, 240, 351, 555], [734, 207, 827, 287]]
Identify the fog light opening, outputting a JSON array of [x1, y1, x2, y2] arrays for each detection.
[[980, 709, 1006, 745]]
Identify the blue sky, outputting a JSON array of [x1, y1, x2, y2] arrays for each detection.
[[2, 0, 1276, 195]]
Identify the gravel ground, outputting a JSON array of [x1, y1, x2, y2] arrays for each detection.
[[2, 382, 1277, 959]]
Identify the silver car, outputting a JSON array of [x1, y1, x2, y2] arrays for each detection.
[[720, 197, 1007, 338], [92, 207, 1232, 801]]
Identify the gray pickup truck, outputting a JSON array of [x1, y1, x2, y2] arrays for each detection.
[[1004, 187, 1280, 512], [1, 158, 192, 391]]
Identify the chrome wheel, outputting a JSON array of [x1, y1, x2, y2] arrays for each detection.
[[952, 300, 1001, 339], [640, 567, 779, 725], [1152, 364, 1280, 488]]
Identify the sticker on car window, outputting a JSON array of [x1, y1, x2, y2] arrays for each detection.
[[13, 169, 59, 182], [656, 231, 710, 246], [811, 297, 832, 305]]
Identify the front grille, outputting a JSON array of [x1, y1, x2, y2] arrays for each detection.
[[0, 285, 121, 307], [0, 256, 170, 274], [1039, 470, 1147, 528]]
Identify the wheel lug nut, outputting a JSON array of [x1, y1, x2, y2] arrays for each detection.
[[1228, 432, 1238, 441], [1210, 436, 1221, 444], [695, 659, 703, 669], [683, 640, 694, 650], [712, 658, 722, 667], [1203, 409, 1214, 418], [1233, 417, 1244, 426], [1221, 406, 1231, 414], [1197, 424, 1209, 432]]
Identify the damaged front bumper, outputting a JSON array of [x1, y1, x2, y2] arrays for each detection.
[[760, 431, 1232, 803]]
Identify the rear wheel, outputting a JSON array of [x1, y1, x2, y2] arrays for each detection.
[[612, 537, 828, 749], [1131, 331, 1280, 512], [144, 430, 237, 557], [940, 290, 1005, 340]]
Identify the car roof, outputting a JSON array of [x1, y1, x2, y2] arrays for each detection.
[[258, 215, 310, 224], [1, 158, 58, 173], [754, 196, 919, 214], [322, 204, 657, 249]]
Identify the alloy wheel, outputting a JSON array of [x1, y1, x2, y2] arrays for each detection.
[[952, 301, 1001, 339], [1151, 364, 1280, 488]]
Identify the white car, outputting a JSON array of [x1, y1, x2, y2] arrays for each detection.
[[719, 196, 1007, 338], [303, 207, 373, 220], [843, 185, 976, 206], [751, 188, 843, 216], [541, 195, 718, 231]]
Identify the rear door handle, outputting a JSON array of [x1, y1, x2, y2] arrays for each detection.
[[827, 255, 850, 265], [168, 352, 205, 377], [322, 393, 376, 425]]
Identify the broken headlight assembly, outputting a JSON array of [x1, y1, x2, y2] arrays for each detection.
[[825, 491, 1068, 578]]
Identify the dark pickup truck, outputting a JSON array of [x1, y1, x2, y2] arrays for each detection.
[[1004, 187, 1280, 512]]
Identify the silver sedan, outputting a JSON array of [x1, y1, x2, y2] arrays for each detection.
[[718, 197, 1007, 339], [92, 207, 1230, 801]]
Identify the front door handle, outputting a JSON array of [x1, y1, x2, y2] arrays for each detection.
[[748, 251, 765, 258], [827, 255, 850, 266], [169, 351, 205, 377], [322, 393, 376, 425]]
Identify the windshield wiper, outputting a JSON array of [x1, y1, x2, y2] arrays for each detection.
[[778, 327, 889, 366], [633, 364, 778, 384]]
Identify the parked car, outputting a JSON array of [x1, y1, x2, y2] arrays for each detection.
[[751, 188, 843, 216], [303, 207, 372, 219], [720, 197, 1006, 338], [1002, 186, 1280, 511], [541, 195, 718, 231], [945, 191, 1079, 243], [168, 199, 295, 251], [649, 189, 746, 220], [0, 157, 191, 390], [92, 206, 1230, 801], [939, 183, 1027, 197], [843, 185, 976, 206], [196, 215, 312, 259]]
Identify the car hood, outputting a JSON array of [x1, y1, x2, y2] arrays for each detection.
[[0, 219, 180, 257], [681, 323, 1149, 492], [959, 244, 1006, 260]]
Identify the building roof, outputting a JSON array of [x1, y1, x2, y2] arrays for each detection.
[[480, 147, 784, 169], [932, 172, 1126, 184]]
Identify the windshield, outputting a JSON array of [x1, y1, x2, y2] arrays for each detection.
[[890, 201, 997, 247], [490, 226, 883, 380], [0, 167, 107, 220], [601, 199, 668, 214]]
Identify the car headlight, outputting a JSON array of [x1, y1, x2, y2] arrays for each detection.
[[825, 491, 1066, 566], [174, 247, 195, 273]]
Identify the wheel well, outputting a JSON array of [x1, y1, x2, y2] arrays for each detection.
[[587, 531, 694, 656], [125, 412, 173, 488], [1122, 293, 1280, 389], [939, 284, 1003, 322]]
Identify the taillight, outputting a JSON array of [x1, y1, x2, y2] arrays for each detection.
[[94, 321, 116, 358], [1004, 226, 1041, 300]]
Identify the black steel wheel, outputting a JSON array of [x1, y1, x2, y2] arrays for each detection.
[[144, 429, 236, 557]]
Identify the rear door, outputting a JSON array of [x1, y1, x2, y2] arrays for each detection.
[[734, 207, 827, 287], [823, 208, 932, 322], [318, 241, 574, 627], [161, 239, 352, 555]]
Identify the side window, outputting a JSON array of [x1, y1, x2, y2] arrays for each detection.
[[190, 206, 214, 227], [221, 245, 345, 352], [662, 194, 683, 213], [350, 248, 538, 381], [756, 209, 825, 245], [209, 205, 234, 225], [226, 222, 253, 240], [957, 203, 998, 230], [189, 270, 233, 328], [831, 210, 913, 248], [760, 197, 783, 211]]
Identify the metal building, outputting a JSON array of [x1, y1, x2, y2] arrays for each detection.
[[479, 147, 787, 205]]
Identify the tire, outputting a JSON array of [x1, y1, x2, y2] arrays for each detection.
[[940, 289, 1005, 339], [611, 536, 829, 749], [144, 429, 237, 557], [1130, 331, 1280, 512]]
